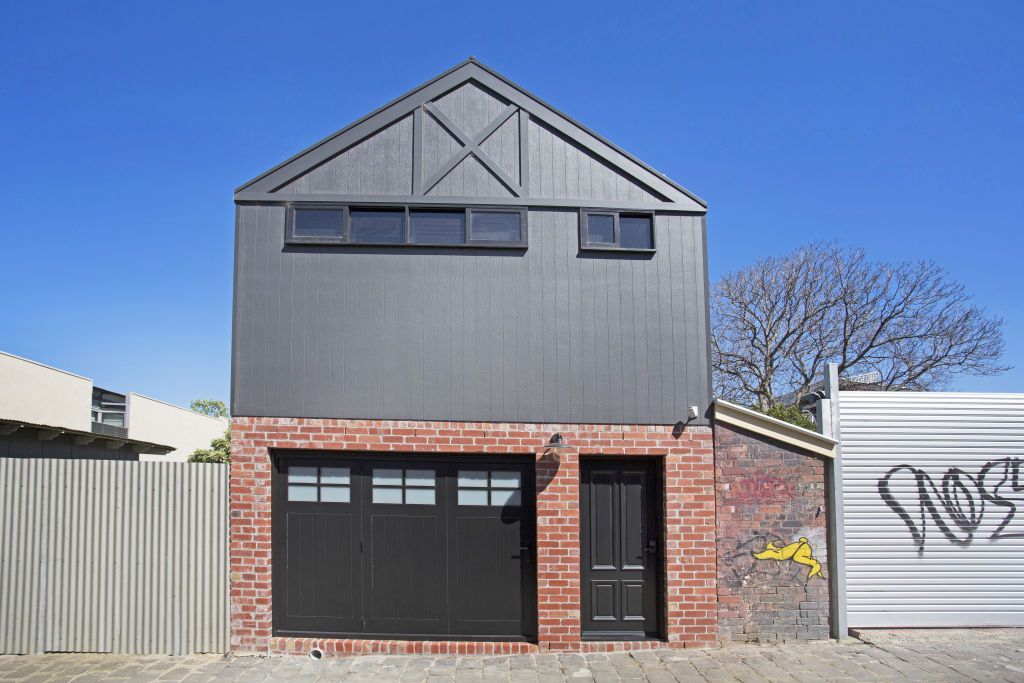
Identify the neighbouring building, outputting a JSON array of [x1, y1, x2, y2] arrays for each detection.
[[229, 59, 836, 656], [0, 350, 227, 461]]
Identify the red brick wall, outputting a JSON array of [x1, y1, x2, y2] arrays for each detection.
[[230, 417, 716, 655], [714, 422, 830, 643]]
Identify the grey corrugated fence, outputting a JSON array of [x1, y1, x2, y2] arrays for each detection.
[[0, 458, 228, 654]]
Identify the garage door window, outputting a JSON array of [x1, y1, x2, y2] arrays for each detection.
[[458, 470, 522, 506], [372, 468, 436, 504], [288, 465, 351, 502]]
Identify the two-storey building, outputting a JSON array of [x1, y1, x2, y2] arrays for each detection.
[[230, 59, 719, 656]]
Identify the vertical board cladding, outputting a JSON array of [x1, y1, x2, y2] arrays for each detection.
[[714, 422, 830, 643], [229, 417, 716, 655], [526, 118, 662, 203], [231, 207, 711, 425], [0, 459, 228, 654], [839, 391, 1024, 627], [274, 115, 413, 195]]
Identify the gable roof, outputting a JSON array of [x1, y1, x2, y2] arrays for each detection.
[[235, 59, 706, 212]]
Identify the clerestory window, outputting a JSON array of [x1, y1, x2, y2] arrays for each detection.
[[287, 205, 527, 248]]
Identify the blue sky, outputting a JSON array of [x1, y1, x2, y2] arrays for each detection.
[[1, 1, 1020, 408]]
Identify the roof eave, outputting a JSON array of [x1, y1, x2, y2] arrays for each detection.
[[713, 399, 837, 459]]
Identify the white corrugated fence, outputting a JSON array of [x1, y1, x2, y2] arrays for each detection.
[[839, 391, 1024, 627], [0, 459, 228, 654]]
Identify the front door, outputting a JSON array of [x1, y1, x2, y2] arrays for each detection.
[[580, 458, 662, 639]]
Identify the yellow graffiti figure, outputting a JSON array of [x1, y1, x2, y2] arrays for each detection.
[[752, 537, 824, 580]]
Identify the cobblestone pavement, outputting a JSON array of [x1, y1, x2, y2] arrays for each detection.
[[1, 630, 1022, 682]]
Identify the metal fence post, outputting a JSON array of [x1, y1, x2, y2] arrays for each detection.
[[820, 362, 849, 638]]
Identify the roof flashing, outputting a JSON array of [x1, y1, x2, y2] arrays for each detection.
[[713, 399, 837, 458]]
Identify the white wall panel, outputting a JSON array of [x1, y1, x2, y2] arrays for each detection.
[[839, 391, 1024, 627], [0, 459, 227, 653]]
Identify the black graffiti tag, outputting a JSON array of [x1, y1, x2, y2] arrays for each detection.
[[878, 458, 1024, 552]]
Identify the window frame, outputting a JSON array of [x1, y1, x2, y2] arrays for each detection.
[[286, 203, 528, 249], [371, 466, 438, 506], [578, 209, 656, 253], [286, 464, 352, 504], [286, 205, 348, 245]]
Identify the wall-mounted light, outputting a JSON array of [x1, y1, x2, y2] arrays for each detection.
[[542, 432, 574, 460]]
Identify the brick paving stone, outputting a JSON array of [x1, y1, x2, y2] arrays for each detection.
[[3, 629, 1024, 681]]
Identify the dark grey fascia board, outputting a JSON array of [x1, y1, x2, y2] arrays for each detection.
[[234, 193, 706, 215], [234, 60, 707, 211]]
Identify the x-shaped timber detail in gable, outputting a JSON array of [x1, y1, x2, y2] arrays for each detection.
[[420, 102, 521, 196]]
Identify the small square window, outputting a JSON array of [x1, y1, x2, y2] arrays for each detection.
[[458, 471, 488, 488], [373, 468, 403, 486], [320, 486, 351, 503], [458, 489, 489, 506], [491, 489, 521, 507], [286, 465, 350, 503], [373, 487, 403, 504], [371, 467, 438, 505], [405, 469, 435, 487], [288, 484, 318, 502], [457, 469, 523, 507], [580, 210, 655, 252], [293, 209, 343, 239], [320, 467, 350, 485], [490, 472, 521, 488], [288, 466, 318, 484], [405, 488, 436, 505]]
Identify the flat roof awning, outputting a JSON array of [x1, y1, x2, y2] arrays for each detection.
[[0, 418, 175, 455]]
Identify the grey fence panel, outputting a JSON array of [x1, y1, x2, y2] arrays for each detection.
[[839, 391, 1024, 627], [0, 459, 228, 654]]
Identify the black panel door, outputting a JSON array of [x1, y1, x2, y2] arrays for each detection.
[[448, 465, 536, 637], [580, 458, 662, 639], [272, 454, 536, 641]]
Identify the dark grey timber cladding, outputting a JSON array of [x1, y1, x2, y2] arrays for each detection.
[[232, 206, 711, 424]]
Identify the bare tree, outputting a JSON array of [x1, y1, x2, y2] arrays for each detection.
[[711, 242, 1009, 409]]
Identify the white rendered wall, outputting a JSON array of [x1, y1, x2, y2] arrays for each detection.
[[0, 351, 92, 431], [128, 394, 227, 462]]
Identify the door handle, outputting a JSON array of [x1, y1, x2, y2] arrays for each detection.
[[645, 539, 658, 553], [513, 544, 532, 561]]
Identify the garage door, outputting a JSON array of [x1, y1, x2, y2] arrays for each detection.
[[271, 453, 536, 640], [840, 391, 1024, 627]]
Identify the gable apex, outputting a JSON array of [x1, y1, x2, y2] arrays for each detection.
[[236, 60, 706, 212]]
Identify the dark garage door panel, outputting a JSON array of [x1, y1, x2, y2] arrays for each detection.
[[451, 516, 526, 635], [367, 514, 445, 633], [272, 454, 536, 641], [283, 512, 360, 632]]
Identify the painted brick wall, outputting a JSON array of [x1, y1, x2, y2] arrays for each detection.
[[230, 417, 716, 655], [714, 422, 830, 643]]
